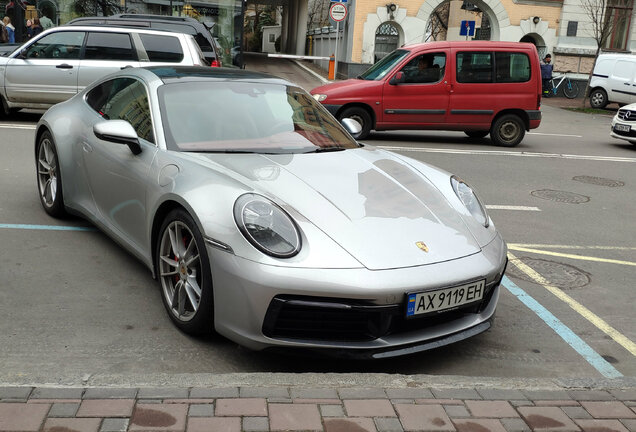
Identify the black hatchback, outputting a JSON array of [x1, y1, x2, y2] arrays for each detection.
[[67, 14, 228, 67]]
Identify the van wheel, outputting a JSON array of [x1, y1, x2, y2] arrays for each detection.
[[338, 107, 372, 140], [464, 131, 489, 138], [490, 114, 525, 147], [589, 89, 608, 109]]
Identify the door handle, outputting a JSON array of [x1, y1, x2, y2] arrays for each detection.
[[82, 142, 93, 153], [56, 64, 73, 69]]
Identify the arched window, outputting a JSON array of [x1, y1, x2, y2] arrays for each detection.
[[374, 23, 399, 63]]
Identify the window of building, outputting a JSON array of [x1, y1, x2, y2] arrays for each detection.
[[604, 0, 633, 50]]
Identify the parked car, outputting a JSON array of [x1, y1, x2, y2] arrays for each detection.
[[67, 14, 224, 67], [35, 66, 507, 358], [610, 102, 636, 145], [0, 26, 206, 116], [589, 53, 636, 109], [0, 43, 20, 57], [311, 41, 542, 147]]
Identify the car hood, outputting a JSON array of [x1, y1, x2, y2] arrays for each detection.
[[199, 147, 481, 270], [311, 78, 379, 96]]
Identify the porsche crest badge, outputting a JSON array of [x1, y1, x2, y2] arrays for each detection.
[[416, 241, 429, 253]]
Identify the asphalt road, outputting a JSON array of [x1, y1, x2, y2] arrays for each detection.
[[0, 98, 634, 386]]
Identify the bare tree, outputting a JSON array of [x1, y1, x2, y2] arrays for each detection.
[[308, 0, 330, 31], [426, 3, 450, 41], [580, 0, 629, 106], [72, 0, 122, 16]]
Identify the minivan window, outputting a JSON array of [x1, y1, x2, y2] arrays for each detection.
[[84, 32, 136, 61], [495, 52, 530, 82], [457, 52, 493, 83], [457, 51, 531, 83], [24, 31, 85, 60], [359, 49, 409, 80], [400, 53, 446, 83], [138, 34, 184, 62]]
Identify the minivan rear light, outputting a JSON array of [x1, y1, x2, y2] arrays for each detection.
[[537, 93, 542, 109], [210, 59, 221, 67]]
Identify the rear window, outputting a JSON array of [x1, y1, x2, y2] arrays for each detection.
[[456, 51, 530, 83], [139, 34, 184, 62], [84, 32, 136, 61]]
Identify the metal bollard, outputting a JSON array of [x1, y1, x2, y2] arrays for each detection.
[[328, 54, 335, 80]]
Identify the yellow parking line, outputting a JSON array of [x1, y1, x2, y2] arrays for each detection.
[[508, 246, 636, 267], [508, 244, 636, 251], [508, 252, 636, 357]]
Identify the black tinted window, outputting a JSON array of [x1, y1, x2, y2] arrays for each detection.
[[139, 34, 184, 62], [86, 78, 154, 143], [84, 32, 136, 61], [495, 52, 531, 82], [456, 52, 493, 83]]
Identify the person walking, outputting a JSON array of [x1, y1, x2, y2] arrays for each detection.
[[39, 13, 53, 30], [3, 17, 15, 43], [541, 54, 554, 96]]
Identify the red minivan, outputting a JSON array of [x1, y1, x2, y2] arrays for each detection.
[[311, 41, 542, 146]]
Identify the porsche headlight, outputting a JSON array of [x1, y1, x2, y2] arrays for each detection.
[[451, 176, 489, 228], [234, 194, 301, 258], [313, 94, 327, 102]]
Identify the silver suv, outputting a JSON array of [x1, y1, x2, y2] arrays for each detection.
[[0, 26, 206, 116]]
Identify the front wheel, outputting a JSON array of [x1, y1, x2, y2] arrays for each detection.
[[338, 107, 372, 140], [36, 131, 67, 217], [157, 209, 214, 335], [490, 114, 525, 147], [563, 80, 580, 99], [589, 88, 608, 109]]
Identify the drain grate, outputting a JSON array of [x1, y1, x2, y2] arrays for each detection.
[[573, 176, 625, 187], [531, 189, 590, 204], [507, 257, 591, 289]]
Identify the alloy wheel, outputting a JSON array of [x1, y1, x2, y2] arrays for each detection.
[[37, 137, 58, 208]]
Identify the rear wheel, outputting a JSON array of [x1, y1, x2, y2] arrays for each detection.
[[36, 131, 67, 217], [563, 80, 580, 99], [157, 209, 214, 335], [338, 107, 372, 140], [464, 131, 489, 138], [490, 114, 525, 147], [589, 88, 608, 109]]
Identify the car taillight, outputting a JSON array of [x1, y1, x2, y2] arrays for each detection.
[[210, 59, 221, 67]]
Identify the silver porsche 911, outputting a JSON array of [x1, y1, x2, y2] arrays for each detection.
[[35, 66, 507, 358]]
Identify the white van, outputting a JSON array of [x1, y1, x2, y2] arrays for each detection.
[[589, 53, 636, 108]]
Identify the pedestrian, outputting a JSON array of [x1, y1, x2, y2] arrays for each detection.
[[0, 18, 8, 44], [541, 53, 553, 96], [25, 19, 32, 40], [31, 17, 43, 38], [39, 13, 53, 30], [3, 17, 15, 43]]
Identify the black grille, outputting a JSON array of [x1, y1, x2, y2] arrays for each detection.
[[617, 109, 636, 121], [262, 281, 498, 343]]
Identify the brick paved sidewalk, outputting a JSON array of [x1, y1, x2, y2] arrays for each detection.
[[0, 385, 635, 432]]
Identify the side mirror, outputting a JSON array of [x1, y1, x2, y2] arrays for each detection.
[[18, 49, 27, 59], [93, 120, 142, 155], [341, 118, 362, 135], [389, 71, 405, 85]]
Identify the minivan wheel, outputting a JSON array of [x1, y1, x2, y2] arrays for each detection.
[[490, 114, 525, 147], [589, 89, 608, 109], [338, 107, 372, 140], [464, 131, 489, 138]]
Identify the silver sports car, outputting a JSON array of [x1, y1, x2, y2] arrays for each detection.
[[35, 66, 507, 358]]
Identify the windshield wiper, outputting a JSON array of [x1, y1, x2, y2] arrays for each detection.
[[306, 147, 346, 153]]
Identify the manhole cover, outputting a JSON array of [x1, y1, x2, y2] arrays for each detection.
[[507, 257, 591, 289], [573, 176, 625, 187], [531, 189, 590, 204]]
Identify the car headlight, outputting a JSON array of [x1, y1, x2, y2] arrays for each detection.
[[234, 194, 301, 258], [451, 176, 489, 228], [313, 94, 327, 102]]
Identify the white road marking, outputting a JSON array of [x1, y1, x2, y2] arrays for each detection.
[[376, 146, 636, 163], [485, 205, 541, 211], [527, 132, 583, 138], [508, 243, 636, 251]]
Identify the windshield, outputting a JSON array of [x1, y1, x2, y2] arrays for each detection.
[[159, 82, 360, 153], [358, 49, 409, 80]]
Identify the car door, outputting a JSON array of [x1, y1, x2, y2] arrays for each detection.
[[82, 77, 157, 254], [608, 59, 636, 105], [77, 32, 140, 93], [381, 51, 449, 125], [4, 30, 85, 104]]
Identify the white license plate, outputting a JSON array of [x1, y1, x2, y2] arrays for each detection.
[[614, 124, 631, 132], [406, 280, 486, 317]]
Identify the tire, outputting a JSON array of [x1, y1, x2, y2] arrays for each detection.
[[589, 88, 608, 109], [464, 131, 489, 138], [157, 209, 214, 335], [490, 114, 525, 147], [563, 80, 579, 99], [36, 131, 67, 218], [338, 106, 372, 140], [0, 95, 10, 117]]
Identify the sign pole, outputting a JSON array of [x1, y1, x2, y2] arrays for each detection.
[[334, 20, 339, 80]]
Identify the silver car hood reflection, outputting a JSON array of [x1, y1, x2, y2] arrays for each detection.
[[196, 147, 480, 270]]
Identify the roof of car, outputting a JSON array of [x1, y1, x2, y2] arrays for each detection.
[[144, 66, 288, 85]]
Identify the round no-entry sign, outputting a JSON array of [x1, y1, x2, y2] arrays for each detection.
[[329, 3, 347, 22]]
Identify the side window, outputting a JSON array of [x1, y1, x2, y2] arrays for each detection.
[[86, 78, 154, 144], [25, 31, 84, 60], [456, 52, 493, 83], [401, 53, 446, 84], [138, 34, 184, 62], [495, 52, 530, 83], [84, 32, 136, 61]]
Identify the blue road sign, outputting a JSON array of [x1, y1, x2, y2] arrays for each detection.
[[331, 0, 347, 2], [460, 20, 475, 36]]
